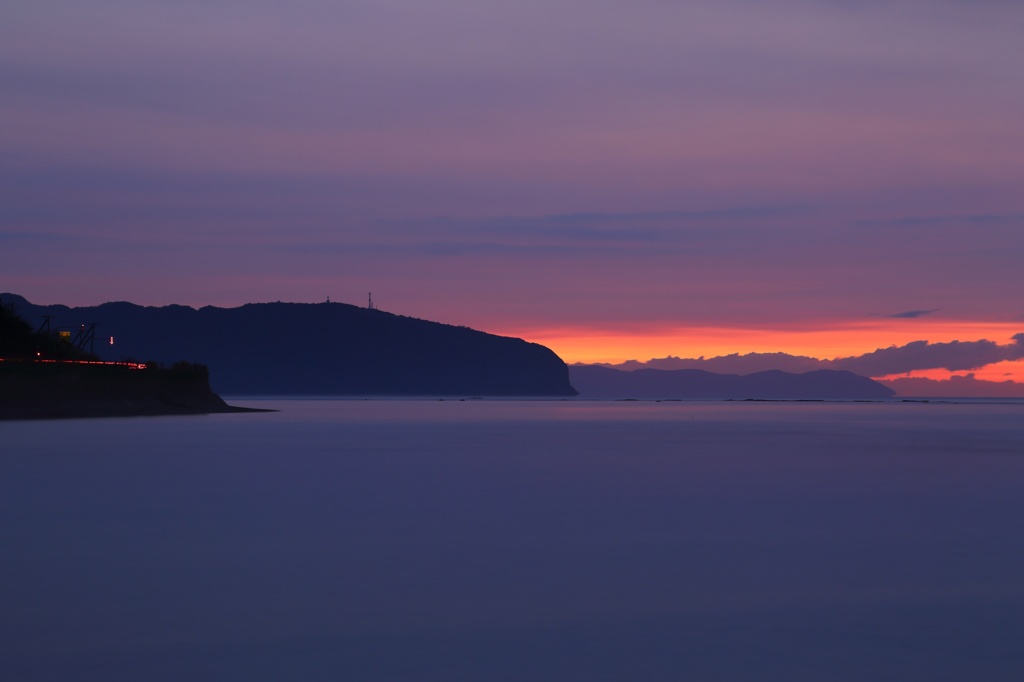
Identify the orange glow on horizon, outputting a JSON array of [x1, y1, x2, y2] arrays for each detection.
[[494, 320, 1024, 366]]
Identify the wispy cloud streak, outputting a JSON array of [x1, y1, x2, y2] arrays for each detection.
[[889, 309, 939, 319]]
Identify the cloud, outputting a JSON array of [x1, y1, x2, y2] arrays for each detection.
[[889, 309, 939, 318], [878, 374, 1024, 398], [542, 207, 799, 225], [594, 353, 828, 375], [855, 214, 1021, 228], [833, 335, 1024, 376], [381, 206, 794, 251], [279, 240, 588, 258], [0, 230, 72, 244], [596, 334, 1024, 378]]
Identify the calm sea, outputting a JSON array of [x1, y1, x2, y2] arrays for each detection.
[[3, 399, 1024, 681]]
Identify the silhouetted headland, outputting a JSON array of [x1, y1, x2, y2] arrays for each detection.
[[1, 294, 577, 397], [570, 365, 896, 400]]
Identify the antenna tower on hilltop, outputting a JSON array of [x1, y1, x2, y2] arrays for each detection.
[[367, 292, 376, 310]]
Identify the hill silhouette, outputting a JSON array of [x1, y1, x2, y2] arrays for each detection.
[[570, 365, 895, 400], [1, 294, 576, 396]]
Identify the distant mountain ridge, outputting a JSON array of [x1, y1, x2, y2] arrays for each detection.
[[1, 294, 576, 396], [570, 365, 895, 400]]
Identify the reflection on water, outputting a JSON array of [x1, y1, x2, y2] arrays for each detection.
[[3, 400, 1024, 681]]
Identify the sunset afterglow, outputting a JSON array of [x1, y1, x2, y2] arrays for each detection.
[[505, 321, 1024, 369]]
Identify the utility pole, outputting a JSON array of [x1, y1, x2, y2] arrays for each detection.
[[73, 323, 97, 355]]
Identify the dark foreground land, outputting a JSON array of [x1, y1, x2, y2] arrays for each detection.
[[0, 361, 265, 420]]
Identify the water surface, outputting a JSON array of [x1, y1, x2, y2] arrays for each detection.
[[3, 400, 1023, 680]]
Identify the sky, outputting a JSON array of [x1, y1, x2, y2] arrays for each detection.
[[3, 0, 1024, 375]]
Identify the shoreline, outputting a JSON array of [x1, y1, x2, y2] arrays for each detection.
[[0, 399, 273, 421]]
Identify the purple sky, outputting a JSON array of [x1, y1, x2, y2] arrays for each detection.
[[3, 0, 1023, 361]]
